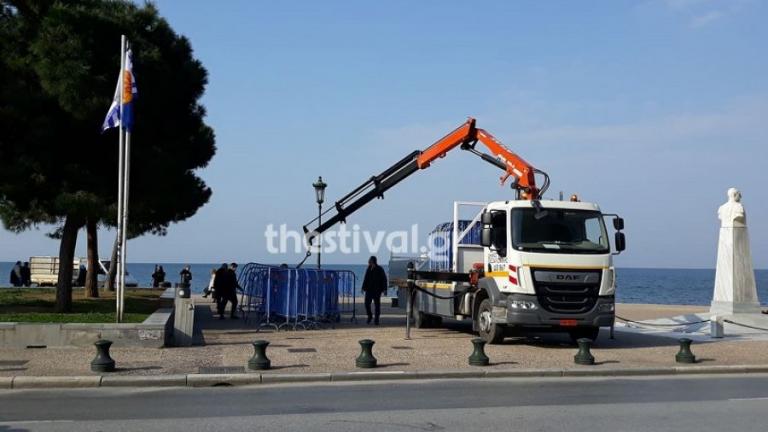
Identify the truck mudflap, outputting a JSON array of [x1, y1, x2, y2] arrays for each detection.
[[494, 294, 614, 328]]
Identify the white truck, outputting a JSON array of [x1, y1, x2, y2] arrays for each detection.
[[391, 200, 624, 343], [300, 118, 625, 343]]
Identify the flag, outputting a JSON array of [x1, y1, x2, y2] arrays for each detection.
[[102, 47, 138, 132], [121, 48, 137, 131], [101, 78, 121, 132]]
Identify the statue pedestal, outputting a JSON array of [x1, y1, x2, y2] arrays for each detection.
[[710, 188, 761, 316]]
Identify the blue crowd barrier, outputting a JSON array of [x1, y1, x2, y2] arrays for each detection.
[[428, 220, 482, 271], [237, 263, 357, 330]]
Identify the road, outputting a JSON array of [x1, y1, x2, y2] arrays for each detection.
[[2, 374, 768, 431]]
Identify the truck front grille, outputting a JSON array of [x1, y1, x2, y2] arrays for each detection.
[[531, 269, 602, 314]]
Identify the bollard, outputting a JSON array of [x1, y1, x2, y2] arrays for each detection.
[[676, 338, 696, 364], [468, 338, 490, 366], [356, 339, 377, 368], [248, 340, 271, 370], [91, 339, 116, 373], [574, 338, 595, 365], [710, 315, 724, 338]]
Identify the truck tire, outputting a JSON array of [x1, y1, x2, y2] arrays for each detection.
[[413, 299, 429, 329], [475, 298, 505, 344], [568, 327, 600, 344], [413, 300, 442, 329]]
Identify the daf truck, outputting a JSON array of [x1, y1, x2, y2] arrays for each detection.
[[300, 117, 625, 343]]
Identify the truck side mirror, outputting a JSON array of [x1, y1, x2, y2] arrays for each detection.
[[614, 232, 626, 252], [613, 217, 624, 231], [481, 211, 492, 225], [481, 227, 492, 247]]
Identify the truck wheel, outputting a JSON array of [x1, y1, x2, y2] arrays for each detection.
[[568, 327, 600, 344], [413, 300, 429, 329], [476, 298, 505, 344]]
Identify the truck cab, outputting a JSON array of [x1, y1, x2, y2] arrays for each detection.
[[396, 199, 625, 344]]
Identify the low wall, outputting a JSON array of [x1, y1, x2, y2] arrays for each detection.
[[0, 308, 174, 348]]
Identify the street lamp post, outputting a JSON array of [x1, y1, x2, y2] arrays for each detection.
[[313, 176, 327, 270]]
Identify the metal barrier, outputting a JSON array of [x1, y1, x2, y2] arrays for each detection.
[[238, 263, 356, 330]]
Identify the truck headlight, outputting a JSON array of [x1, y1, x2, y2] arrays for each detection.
[[509, 300, 537, 310], [598, 303, 615, 312]]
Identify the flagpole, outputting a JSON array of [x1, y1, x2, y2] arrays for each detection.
[[115, 34, 126, 323], [120, 128, 131, 322]]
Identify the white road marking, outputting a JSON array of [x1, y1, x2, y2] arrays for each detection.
[[729, 397, 768, 401], [1, 420, 75, 424]]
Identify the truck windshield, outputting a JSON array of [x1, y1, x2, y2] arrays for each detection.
[[511, 208, 609, 254]]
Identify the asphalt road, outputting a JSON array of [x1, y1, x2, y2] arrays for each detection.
[[2, 374, 768, 431]]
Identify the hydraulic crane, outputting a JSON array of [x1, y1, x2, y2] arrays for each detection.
[[301, 117, 550, 247]]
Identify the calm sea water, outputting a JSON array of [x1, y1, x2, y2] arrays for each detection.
[[1, 261, 766, 306]]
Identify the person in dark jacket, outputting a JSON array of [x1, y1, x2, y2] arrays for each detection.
[[361, 256, 387, 325], [179, 265, 192, 285], [151, 265, 166, 288], [21, 262, 31, 287], [9, 261, 22, 287], [214, 263, 239, 320]]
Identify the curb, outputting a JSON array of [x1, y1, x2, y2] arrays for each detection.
[[5, 365, 768, 389]]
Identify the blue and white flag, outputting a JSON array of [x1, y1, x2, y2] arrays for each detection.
[[102, 48, 137, 132]]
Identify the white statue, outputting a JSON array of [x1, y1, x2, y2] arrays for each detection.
[[718, 188, 746, 228], [711, 188, 761, 315]]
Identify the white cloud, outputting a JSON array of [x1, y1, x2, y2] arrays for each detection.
[[659, 0, 754, 28], [689, 10, 724, 27]]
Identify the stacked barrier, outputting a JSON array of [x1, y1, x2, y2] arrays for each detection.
[[238, 263, 356, 330], [428, 220, 483, 271]]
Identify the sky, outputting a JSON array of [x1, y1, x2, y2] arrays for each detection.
[[1, 0, 766, 268]]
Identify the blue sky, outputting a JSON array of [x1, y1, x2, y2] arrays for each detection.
[[1, 0, 766, 268]]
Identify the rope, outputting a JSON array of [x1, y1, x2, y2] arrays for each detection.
[[723, 319, 768, 332], [412, 285, 469, 300], [615, 315, 710, 327]]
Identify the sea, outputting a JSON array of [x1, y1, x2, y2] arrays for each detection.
[[1, 261, 767, 306]]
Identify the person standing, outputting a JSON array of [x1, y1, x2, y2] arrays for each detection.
[[179, 265, 192, 286], [214, 263, 239, 319], [75, 264, 86, 287], [21, 262, 31, 287], [10, 261, 22, 287], [151, 265, 167, 287], [157, 266, 166, 286], [361, 256, 387, 325]]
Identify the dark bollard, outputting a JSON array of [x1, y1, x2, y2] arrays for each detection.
[[675, 338, 696, 364], [468, 338, 490, 366], [356, 339, 377, 368], [91, 339, 116, 373], [574, 338, 595, 365], [248, 340, 271, 370]]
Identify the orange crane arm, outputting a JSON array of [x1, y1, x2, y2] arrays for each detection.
[[416, 118, 539, 199], [302, 118, 547, 248]]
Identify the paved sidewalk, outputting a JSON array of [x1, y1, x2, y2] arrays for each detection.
[[3, 300, 768, 378]]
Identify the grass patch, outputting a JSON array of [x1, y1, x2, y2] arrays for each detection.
[[0, 287, 162, 323]]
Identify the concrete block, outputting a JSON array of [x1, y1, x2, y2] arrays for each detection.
[[414, 369, 486, 380], [331, 371, 407, 381], [1, 308, 172, 349], [143, 308, 173, 325], [186, 373, 261, 387], [331, 371, 414, 382], [173, 298, 195, 347], [260, 373, 331, 384], [484, 368, 564, 378], [100, 374, 187, 387], [12, 375, 101, 389], [0, 377, 13, 389]]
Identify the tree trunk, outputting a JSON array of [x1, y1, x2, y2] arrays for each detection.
[[105, 236, 118, 291], [84, 219, 99, 298], [55, 215, 83, 313]]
